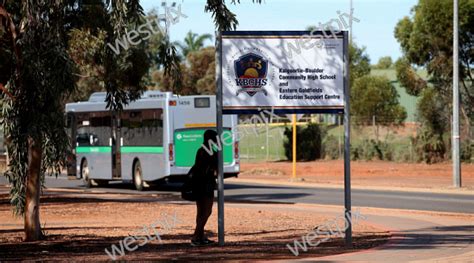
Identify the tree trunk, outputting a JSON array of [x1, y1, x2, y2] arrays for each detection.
[[24, 138, 43, 241]]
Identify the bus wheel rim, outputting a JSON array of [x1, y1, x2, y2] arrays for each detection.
[[135, 168, 142, 186], [83, 164, 89, 180]]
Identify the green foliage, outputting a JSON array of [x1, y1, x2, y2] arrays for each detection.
[[175, 31, 213, 58], [393, 0, 474, 163], [283, 123, 325, 161], [414, 87, 448, 163], [460, 140, 473, 162], [394, 0, 474, 121], [351, 75, 407, 125], [374, 56, 393, 69], [144, 8, 182, 90], [351, 139, 393, 161], [67, 28, 106, 102], [417, 88, 448, 133], [413, 128, 446, 163], [349, 42, 371, 84], [394, 58, 427, 96], [205, 0, 262, 31], [322, 134, 340, 160], [64, 0, 108, 33], [154, 47, 216, 95], [205, 0, 239, 31]]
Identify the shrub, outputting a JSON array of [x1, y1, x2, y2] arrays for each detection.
[[461, 141, 473, 163], [414, 88, 448, 163], [322, 134, 341, 160], [284, 123, 325, 161], [351, 139, 393, 161]]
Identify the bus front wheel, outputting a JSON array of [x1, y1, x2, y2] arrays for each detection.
[[81, 159, 103, 188], [133, 160, 145, 191], [81, 159, 92, 188]]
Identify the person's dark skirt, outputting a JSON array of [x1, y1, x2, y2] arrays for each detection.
[[192, 177, 216, 199]]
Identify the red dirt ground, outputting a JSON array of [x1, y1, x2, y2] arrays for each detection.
[[0, 191, 389, 261], [240, 160, 474, 190]]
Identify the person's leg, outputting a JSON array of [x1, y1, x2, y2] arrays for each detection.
[[193, 198, 205, 241], [201, 196, 214, 240]]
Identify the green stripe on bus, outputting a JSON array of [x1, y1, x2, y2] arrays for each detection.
[[121, 146, 164, 154], [76, 146, 111, 153]]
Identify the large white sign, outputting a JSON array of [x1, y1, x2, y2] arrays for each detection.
[[221, 31, 345, 113]]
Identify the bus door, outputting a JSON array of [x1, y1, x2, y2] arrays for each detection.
[[75, 111, 114, 180], [112, 112, 121, 179], [66, 112, 77, 178]]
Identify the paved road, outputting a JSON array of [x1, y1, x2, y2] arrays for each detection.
[[1, 175, 472, 214]]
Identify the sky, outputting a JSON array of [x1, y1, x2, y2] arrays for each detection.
[[140, 0, 417, 63]]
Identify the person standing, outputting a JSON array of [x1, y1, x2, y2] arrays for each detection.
[[191, 130, 218, 246]]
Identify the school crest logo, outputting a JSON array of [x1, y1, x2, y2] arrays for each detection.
[[234, 53, 268, 96]]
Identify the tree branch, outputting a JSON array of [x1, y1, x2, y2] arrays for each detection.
[[0, 83, 15, 100], [0, 5, 21, 99]]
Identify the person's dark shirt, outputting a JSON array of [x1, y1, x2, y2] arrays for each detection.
[[193, 147, 218, 182]]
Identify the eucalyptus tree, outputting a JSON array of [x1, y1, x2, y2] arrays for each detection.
[[0, 0, 77, 241], [0, 0, 260, 242]]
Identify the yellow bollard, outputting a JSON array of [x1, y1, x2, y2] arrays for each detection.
[[292, 114, 296, 179]]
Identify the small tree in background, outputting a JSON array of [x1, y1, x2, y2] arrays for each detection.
[[394, 0, 473, 131], [153, 47, 216, 95], [351, 75, 407, 126], [375, 56, 393, 69], [414, 87, 448, 163], [349, 42, 371, 85], [175, 31, 213, 58], [394, 0, 474, 163], [284, 124, 325, 161]]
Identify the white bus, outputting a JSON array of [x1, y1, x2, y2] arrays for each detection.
[[65, 91, 239, 190]]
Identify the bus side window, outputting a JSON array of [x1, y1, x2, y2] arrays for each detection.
[[121, 109, 162, 147], [89, 112, 111, 146], [142, 109, 163, 146], [76, 113, 90, 146]]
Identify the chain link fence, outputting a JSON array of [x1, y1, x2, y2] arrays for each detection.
[[238, 114, 474, 163]]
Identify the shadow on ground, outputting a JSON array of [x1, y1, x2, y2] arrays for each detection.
[[0, 227, 389, 261]]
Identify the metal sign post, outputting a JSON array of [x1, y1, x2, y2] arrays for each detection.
[[216, 31, 225, 246], [343, 30, 352, 248]]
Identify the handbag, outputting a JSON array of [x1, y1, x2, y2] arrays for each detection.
[[181, 166, 196, 201]]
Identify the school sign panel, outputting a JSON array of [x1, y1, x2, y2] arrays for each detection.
[[221, 31, 345, 114]]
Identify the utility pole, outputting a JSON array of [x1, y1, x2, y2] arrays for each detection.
[[453, 0, 461, 188], [350, 0, 353, 43]]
